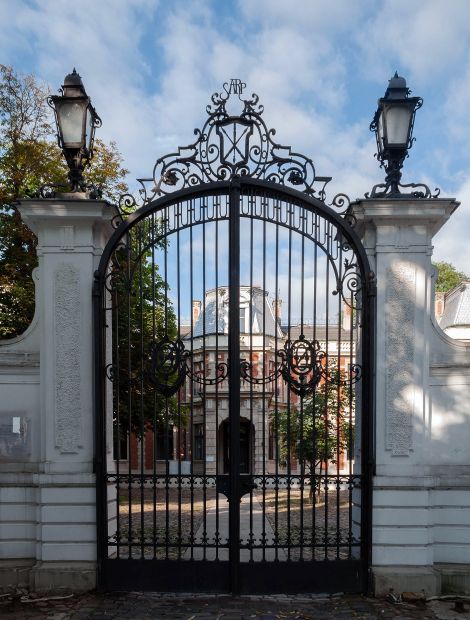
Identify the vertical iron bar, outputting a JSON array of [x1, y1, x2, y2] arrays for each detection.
[[324, 223, 330, 561], [164, 206, 170, 560], [139, 225, 145, 560], [177, 210, 182, 559], [336, 237, 343, 560], [249, 192, 254, 562], [348, 282, 354, 560], [311, 215, 318, 560], [126, 233, 132, 559], [215, 204, 220, 560], [189, 198, 195, 560], [287, 210, 292, 561], [114, 278, 121, 560], [299, 208, 305, 560], [228, 178, 241, 594], [151, 216, 157, 559], [202, 198, 207, 560], [261, 194, 267, 562], [274, 207, 280, 562]]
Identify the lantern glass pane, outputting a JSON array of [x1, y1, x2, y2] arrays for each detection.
[[384, 105, 412, 146], [86, 106, 94, 151], [58, 101, 84, 145], [377, 111, 385, 154]]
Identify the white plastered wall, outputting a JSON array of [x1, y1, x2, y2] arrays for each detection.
[[0, 198, 117, 592], [353, 197, 470, 595]]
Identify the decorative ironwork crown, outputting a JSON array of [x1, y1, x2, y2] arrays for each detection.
[[120, 79, 333, 213]]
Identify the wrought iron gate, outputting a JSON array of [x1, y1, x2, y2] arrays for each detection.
[[94, 80, 375, 594]]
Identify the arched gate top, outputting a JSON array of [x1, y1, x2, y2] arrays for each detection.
[[99, 177, 374, 296]]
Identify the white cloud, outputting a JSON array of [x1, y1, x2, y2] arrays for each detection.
[[433, 177, 470, 275], [357, 0, 470, 85], [1, 0, 468, 271]]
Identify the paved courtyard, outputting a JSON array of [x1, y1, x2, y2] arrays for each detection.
[[2, 591, 466, 620]]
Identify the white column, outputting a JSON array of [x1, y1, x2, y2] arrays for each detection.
[[352, 197, 458, 595], [17, 197, 116, 592]]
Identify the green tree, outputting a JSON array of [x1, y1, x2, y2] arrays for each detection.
[[0, 65, 128, 338], [111, 231, 182, 440], [433, 261, 469, 293], [271, 362, 353, 500]]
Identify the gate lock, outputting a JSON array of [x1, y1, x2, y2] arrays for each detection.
[[216, 475, 258, 502]]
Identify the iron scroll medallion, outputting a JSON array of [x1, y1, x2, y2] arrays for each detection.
[[277, 335, 325, 397], [146, 336, 191, 397], [240, 335, 326, 397], [145, 336, 229, 397], [241, 335, 362, 397]]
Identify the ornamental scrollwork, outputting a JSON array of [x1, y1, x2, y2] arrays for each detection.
[[146, 336, 191, 397], [147, 336, 228, 395], [333, 258, 363, 309], [188, 361, 229, 386], [240, 359, 281, 385], [240, 336, 325, 397], [365, 179, 440, 200], [119, 78, 339, 213], [106, 336, 228, 397], [240, 335, 362, 397], [277, 335, 325, 397]]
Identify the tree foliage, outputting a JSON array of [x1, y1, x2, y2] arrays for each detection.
[[0, 65, 129, 338], [271, 362, 353, 497], [433, 261, 469, 293], [111, 231, 182, 439]]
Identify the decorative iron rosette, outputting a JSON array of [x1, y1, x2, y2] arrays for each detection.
[[146, 336, 191, 397], [277, 335, 325, 397]]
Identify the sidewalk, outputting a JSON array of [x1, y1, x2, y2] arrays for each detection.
[[2, 591, 459, 620]]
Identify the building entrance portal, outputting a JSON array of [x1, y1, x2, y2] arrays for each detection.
[[221, 418, 253, 474], [94, 81, 374, 594]]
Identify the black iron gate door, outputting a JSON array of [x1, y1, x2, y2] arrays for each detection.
[[94, 82, 374, 594]]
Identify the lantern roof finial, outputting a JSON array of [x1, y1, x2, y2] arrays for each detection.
[[64, 68, 84, 88], [385, 72, 409, 98]]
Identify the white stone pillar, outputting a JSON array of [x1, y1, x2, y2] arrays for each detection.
[[17, 197, 116, 591], [352, 197, 458, 595]]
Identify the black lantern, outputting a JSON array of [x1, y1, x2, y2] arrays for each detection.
[[369, 72, 422, 196], [49, 69, 101, 193]]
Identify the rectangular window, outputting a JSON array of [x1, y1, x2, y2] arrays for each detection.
[[194, 423, 204, 460], [240, 307, 246, 333]]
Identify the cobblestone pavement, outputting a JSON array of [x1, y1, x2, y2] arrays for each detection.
[[1, 591, 463, 620]]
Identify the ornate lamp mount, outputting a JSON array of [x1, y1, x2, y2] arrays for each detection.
[[367, 72, 439, 199], [48, 69, 102, 195]]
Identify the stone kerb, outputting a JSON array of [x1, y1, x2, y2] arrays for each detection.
[[0, 197, 117, 593], [352, 196, 470, 596]]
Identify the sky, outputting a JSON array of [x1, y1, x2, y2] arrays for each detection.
[[2, 0, 470, 274]]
